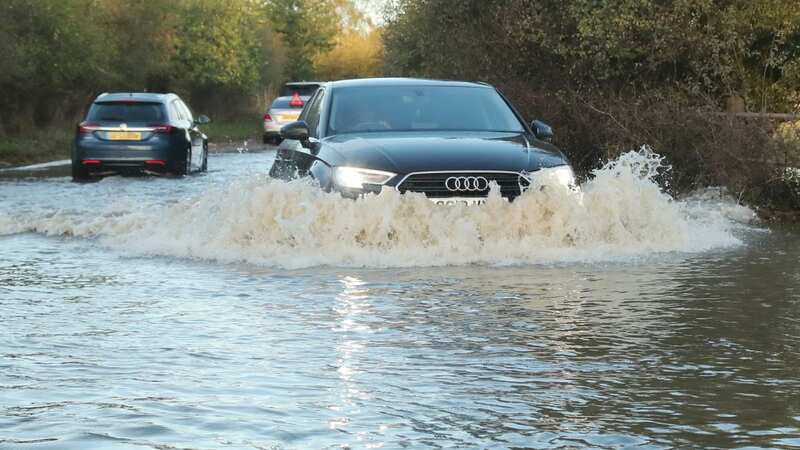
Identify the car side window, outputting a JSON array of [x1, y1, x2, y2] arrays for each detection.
[[178, 100, 193, 123], [299, 90, 319, 122], [171, 100, 184, 122], [304, 89, 325, 138]]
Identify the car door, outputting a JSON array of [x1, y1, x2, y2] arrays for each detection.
[[169, 99, 192, 172], [177, 99, 204, 170]]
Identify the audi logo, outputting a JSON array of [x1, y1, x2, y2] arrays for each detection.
[[445, 176, 490, 192]]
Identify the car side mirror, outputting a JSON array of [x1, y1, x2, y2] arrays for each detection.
[[531, 120, 553, 142], [195, 115, 211, 125], [281, 120, 310, 141]]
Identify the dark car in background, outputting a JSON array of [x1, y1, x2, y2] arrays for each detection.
[[269, 78, 574, 204], [72, 92, 210, 181], [263, 82, 323, 144]]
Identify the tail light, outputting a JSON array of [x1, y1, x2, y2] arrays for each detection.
[[145, 160, 166, 166], [264, 113, 272, 121], [289, 92, 304, 108], [150, 124, 175, 134], [81, 159, 101, 166], [78, 122, 100, 134]]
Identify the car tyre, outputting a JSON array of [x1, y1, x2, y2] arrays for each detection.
[[184, 148, 192, 175], [71, 161, 89, 182], [174, 147, 190, 176]]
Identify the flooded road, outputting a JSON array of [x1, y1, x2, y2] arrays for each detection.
[[1, 150, 799, 449]]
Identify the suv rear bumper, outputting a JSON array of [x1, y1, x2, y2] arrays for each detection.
[[74, 140, 183, 173], [264, 121, 283, 133], [76, 159, 172, 174]]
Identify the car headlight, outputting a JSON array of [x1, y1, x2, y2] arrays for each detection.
[[542, 165, 576, 188], [521, 165, 577, 191], [334, 166, 397, 189]]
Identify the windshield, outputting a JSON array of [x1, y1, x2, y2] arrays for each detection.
[[271, 97, 308, 109], [327, 86, 525, 135], [87, 102, 166, 123]]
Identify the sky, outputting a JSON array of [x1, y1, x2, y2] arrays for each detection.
[[356, 0, 389, 25]]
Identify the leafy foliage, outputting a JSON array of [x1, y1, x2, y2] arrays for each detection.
[[173, 0, 264, 89], [0, 0, 110, 131], [0, 0, 383, 134], [384, 0, 800, 111], [265, 0, 374, 80], [316, 29, 384, 80]]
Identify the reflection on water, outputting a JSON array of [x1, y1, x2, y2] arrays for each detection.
[[1, 152, 799, 448]]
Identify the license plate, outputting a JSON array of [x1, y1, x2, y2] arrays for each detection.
[[278, 113, 300, 122], [107, 131, 142, 141], [429, 197, 487, 206]]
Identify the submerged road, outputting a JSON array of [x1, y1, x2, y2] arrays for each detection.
[[1, 149, 799, 449]]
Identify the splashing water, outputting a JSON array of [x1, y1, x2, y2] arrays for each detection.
[[0, 148, 752, 268]]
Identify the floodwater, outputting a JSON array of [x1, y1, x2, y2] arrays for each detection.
[[1, 150, 799, 449]]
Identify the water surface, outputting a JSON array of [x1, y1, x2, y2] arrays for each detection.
[[1, 151, 799, 449]]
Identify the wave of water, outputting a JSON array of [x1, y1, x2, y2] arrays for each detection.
[[0, 148, 754, 268]]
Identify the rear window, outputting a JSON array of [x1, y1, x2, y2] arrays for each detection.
[[279, 84, 320, 97], [87, 102, 166, 123], [271, 97, 307, 109]]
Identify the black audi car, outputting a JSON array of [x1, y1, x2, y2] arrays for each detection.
[[72, 92, 210, 181], [269, 78, 574, 203]]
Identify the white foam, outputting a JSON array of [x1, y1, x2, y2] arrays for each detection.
[[0, 148, 753, 268]]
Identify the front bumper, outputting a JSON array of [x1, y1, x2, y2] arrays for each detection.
[[333, 167, 576, 201]]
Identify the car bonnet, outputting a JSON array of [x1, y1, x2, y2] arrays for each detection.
[[323, 131, 567, 174]]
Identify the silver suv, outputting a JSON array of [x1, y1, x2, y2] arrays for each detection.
[[262, 82, 322, 144]]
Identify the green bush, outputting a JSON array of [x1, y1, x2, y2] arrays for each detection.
[[204, 118, 262, 144], [498, 83, 800, 209], [0, 0, 290, 136], [0, 128, 72, 166]]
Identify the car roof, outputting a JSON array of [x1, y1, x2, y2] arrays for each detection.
[[326, 78, 493, 89], [284, 81, 324, 86], [94, 92, 176, 103]]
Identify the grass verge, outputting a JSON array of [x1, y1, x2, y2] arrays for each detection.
[[0, 128, 72, 167], [205, 117, 262, 145]]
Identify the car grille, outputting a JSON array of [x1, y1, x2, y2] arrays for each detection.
[[397, 172, 526, 198]]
